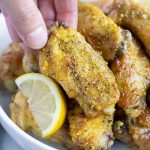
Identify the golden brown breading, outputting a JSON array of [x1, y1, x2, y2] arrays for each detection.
[[108, 0, 150, 57], [39, 23, 120, 117], [0, 43, 25, 92], [0, 43, 40, 92], [111, 30, 150, 118], [68, 102, 114, 150], [78, 2, 123, 61], [111, 30, 150, 150], [50, 122, 81, 150]]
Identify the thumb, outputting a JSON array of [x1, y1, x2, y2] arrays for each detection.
[[3, 0, 47, 49]]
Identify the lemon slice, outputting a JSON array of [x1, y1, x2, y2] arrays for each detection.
[[15, 73, 67, 138]]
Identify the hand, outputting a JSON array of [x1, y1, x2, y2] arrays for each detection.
[[0, 0, 78, 50]]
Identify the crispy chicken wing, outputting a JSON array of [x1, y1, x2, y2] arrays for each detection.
[[10, 91, 114, 150], [0, 43, 39, 92], [0, 43, 25, 92], [68, 101, 114, 150], [110, 30, 150, 118], [110, 28, 150, 150], [78, 2, 123, 61], [39, 23, 120, 117], [108, 0, 150, 57]]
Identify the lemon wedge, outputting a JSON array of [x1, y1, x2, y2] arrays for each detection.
[[15, 73, 67, 138]]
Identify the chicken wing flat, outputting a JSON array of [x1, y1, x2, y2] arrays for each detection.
[[0, 43, 25, 92], [68, 101, 114, 150], [39, 23, 120, 117], [78, 2, 123, 62], [111, 30, 150, 118], [108, 0, 150, 57]]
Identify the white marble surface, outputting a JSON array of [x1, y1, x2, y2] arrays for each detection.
[[0, 125, 24, 150]]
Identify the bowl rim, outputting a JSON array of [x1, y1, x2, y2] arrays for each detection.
[[0, 106, 56, 150]]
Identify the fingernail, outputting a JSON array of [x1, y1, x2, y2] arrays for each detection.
[[25, 26, 47, 49]]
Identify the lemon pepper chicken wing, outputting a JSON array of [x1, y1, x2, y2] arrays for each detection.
[[0, 43, 25, 92], [10, 90, 114, 150], [110, 30, 150, 149], [108, 0, 150, 57], [110, 30, 150, 118], [39, 23, 120, 117], [68, 102, 114, 150], [0, 43, 39, 92], [78, 2, 123, 62]]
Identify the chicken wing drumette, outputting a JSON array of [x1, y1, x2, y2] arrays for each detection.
[[78, 2, 123, 62], [108, 0, 150, 57], [39, 23, 119, 117]]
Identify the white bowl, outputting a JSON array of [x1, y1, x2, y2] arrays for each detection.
[[0, 14, 130, 150]]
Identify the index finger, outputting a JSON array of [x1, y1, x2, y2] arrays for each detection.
[[54, 0, 78, 29]]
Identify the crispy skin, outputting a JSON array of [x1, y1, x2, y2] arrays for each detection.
[[0, 43, 24, 92], [78, 2, 123, 62], [0, 43, 40, 92], [9, 91, 80, 150], [68, 102, 114, 150], [108, 0, 150, 57], [111, 30, 150, 118], [39, 23, 120, 117], [111, 30, 150, 150]]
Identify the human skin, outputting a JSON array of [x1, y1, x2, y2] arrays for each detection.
[[0, 0, 78, 50]]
